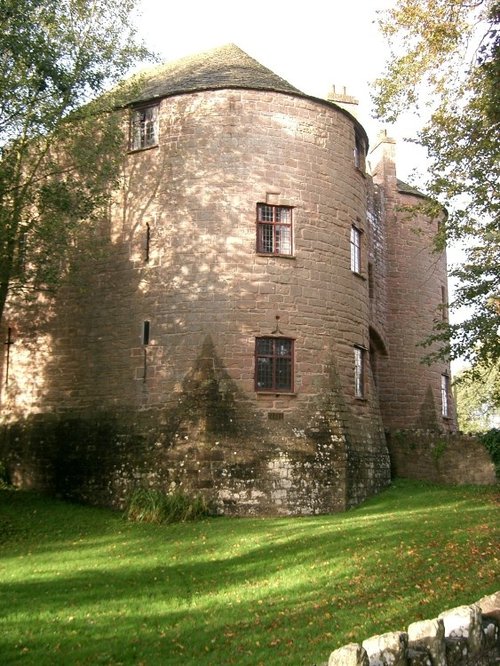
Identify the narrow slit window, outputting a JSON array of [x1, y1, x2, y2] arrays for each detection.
[[142, 320, 150, 346], [351, 225, 362, 274], [144, 223, 150, 262], [441, 374, 450, 418], [354, 346, 365, 399]]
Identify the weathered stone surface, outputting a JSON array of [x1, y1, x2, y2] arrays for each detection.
[[323, 595, 500, 666], [361, 631, 407, 666], [407, 647, 433, 665], [328, 643, 369, 666], [444, 637, 468, 665], [476, 590, 500, 623], [438, 605, 483, 659], [482, 616, 499, 651], [408, 618, 446, 666]]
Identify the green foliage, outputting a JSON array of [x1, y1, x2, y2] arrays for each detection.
[[373, 0, 500, 370], [0, 481, 498, 665], [0, 460, 10, 488], [125, 487, 212, 524], [431, 439, 447, 463], [454, 361, 500, 432], [479, 428, 500, 477], [0, 0, 150, 323]]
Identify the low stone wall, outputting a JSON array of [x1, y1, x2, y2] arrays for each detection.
[[386, 431, 497, 485], [325, 592, 500, 666]]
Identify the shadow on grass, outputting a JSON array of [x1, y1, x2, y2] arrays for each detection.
[[0, 481, 498, 665]]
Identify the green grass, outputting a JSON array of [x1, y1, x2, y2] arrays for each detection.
[[0, 480, 498, 665]]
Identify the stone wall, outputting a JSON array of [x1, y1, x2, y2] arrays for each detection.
[[0, 395, 390, 516], [386, 431, 497, 485], [370, 134, 456, 432], [325, 592, 500, 666], [0, 86, 393, 514]]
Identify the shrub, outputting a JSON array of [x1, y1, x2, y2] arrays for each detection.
[[125, 487, 212, 524], [479, 428, 500, 479], [0, 461, 10, 489]]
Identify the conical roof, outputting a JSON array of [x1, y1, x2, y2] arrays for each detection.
[[129, 43, 303, 105]]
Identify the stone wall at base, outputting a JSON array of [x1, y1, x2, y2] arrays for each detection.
[[325, 592, 500, 666], [0, 405, 390, 516], [386, 431, 497, 485]]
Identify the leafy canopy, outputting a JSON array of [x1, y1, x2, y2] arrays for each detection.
[[453, 361, 500, 431], [373, 0, 500, 370], [0, 0, 149, 323]]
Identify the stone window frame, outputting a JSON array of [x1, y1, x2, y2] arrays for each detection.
[[255, 336, 294, 393], [256, 203, 293, 257], [129, 103, 159, 152], [354, 345, 366, 399]]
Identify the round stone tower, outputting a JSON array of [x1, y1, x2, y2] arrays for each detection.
[[1, 45, 455, 514]]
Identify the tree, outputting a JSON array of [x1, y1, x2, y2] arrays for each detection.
[[0, 0, 149, 324], [454, 361, 500, 431], [373, 0, 500, 371]]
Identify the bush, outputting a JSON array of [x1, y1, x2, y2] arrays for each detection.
[[479, 428, 500, 479], [125, 487, 212, 524], [0, 461, 10, 489]]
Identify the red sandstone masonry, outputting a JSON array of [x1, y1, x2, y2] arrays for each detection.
[[0, 72, 456, 513]]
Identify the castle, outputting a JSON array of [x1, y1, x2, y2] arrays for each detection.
[[0, 45, 456, 514]]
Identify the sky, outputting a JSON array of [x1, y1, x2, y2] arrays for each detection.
[[133, 0, 425, 182]]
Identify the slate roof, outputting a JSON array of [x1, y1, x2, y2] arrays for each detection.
[[128, 43, 303, 105], [397, 179, 428, 199]]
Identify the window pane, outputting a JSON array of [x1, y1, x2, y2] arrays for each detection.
[[256, 338, 274, 355], [275, 226, 291, 254], [276, 207, 291, 223], [275, 339, 292, 356], [258, 205, 274, 222], [275, 357, 291, 389], [258, 224, 274, 253], [257, 358, 273, 389]]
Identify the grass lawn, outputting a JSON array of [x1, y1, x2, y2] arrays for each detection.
[[0, 479, 498, 665]]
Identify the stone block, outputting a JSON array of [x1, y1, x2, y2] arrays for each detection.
[[406, 646, 432, 665], [438, 604, 483, 659], [476, 590, 500, 623], [407, 617, 446, 666], [328, 643, 369, 666], [361, 631, 407, 666]]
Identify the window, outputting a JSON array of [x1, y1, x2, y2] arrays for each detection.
[[255, 337, 293, 392], [354, 133, 365, 171], [350, 225, 362, 273], [441, 374, 450, 418], [354, 346, 365, 399], [144, 223, 151, 262], [130, 104, 159, 150], [142, 320, 150, 346], [256, 204, 292, 256]]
